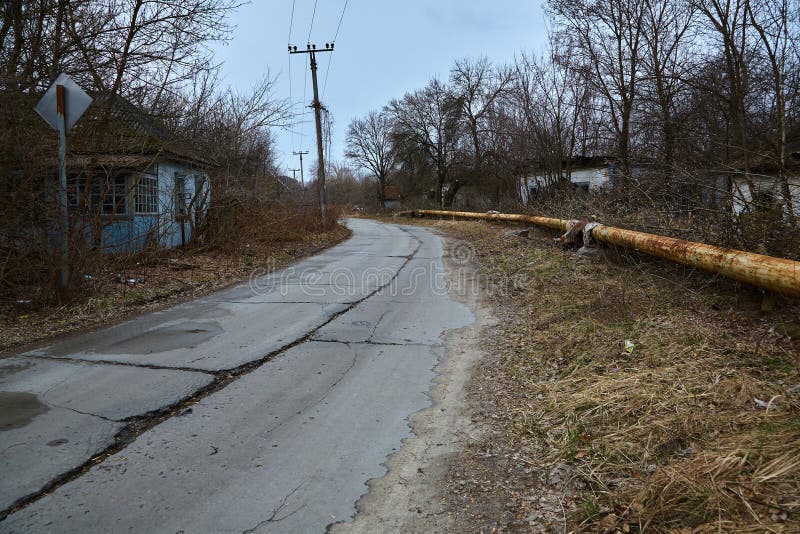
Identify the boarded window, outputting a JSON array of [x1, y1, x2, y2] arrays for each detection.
[[135, 175, 159, 214]]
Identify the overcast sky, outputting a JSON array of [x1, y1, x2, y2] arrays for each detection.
[[213, 1, 549, 176]]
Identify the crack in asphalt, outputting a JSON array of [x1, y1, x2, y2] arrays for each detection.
[[241, 481, 307, 533], [0, 225, 424, 523], [20, 353, 218, 375], [311, 339, 436, 348], [367, 308, 392, 343], [303, 342, 360, 415], [52, 405, 119, 424], [252, 341, 358, 438], [0, 443, 27, 458]]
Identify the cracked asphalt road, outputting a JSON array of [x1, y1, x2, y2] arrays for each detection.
[[0, 218, 474, 532]]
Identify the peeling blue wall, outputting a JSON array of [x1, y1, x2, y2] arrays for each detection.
[[92, 159, 208, 254]]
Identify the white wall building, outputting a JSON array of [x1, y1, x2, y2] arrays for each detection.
[[519, 161, 612, 204]]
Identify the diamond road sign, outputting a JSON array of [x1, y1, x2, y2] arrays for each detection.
[[34, 73, 92, 132]]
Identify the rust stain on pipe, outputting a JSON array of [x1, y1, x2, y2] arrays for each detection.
[[591, 224, 800, 297], [416, 209, 568, 232], [409, 209, 800, 297]]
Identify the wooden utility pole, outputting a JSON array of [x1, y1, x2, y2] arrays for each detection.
[[289, 167, 300, 188], [293, 150, 309, 203], [290, 43, 333, 226]]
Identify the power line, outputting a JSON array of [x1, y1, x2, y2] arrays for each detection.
[[288, 55, 294, 154], [300, 3, 317, 155], [322, 0, 349, 98], [307, 0, 318, 43], [322, 53, 333, 99], [288, 0, 296, 154], [333, 0, 349, 43], [288, 0, 296, 42], [302, 60, 309, 151]]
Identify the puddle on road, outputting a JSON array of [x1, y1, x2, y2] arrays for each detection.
[[0, 391, 49, 431], [0, 360, 37, 379], [105, 321, 224, 354]]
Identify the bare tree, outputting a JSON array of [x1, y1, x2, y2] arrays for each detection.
[[345, 110, 396, 209], [450, 57, 514, 199], [549, 0, 646, 184], [389, 78, 464, 208], [746, 0, 798, 222], [695, 0, 758, 196], [513, 41, 593, 189], [640, 0, 696, 180]]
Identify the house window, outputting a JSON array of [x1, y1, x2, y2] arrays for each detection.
[[135, 175, 159, 214], [95, 175, 127, 215], [68, 174, 127, 215]]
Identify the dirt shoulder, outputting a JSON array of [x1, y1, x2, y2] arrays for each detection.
[[395, 216, 800, 533], [333, 232, 495, 533], [1, 225, 350, 353]]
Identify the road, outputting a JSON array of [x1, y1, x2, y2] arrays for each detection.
[[0, 218, 474, 532]]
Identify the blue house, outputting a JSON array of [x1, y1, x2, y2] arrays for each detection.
[[66, 95, 214, 253]]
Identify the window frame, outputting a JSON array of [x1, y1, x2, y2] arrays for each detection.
[[134, 173, 159, 215], [67, 173, 129, 216]]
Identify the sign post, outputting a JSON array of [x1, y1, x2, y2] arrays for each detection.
[[34, 74, 92, 290], [56, 85, 68, 289]]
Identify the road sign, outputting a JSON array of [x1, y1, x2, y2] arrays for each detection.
[[34, 73, 92, 291], [35, 73, 92, 132]]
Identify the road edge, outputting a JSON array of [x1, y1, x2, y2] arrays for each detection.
[[331, 230, 495, 533]]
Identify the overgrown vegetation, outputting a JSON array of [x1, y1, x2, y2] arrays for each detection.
[[412, 219, 800, 532], [0, 1, 343, 320], [342, 0, 800, 257]]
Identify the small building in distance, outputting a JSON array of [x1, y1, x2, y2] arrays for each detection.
[[520, 156, 613, 203], [383, 185, 401, 210], [728, 142, 800, 220]]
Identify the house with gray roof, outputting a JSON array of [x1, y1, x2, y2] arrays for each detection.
[[61, 93, 216, 253]]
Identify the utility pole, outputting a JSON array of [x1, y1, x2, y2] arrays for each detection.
[[290, 43, 333, 226], [293, 150, 309, 203], [289, 168, 300, 189]]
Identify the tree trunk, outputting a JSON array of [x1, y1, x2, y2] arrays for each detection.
[[444, 180, 463, 208], [377, 178, 386, 210]]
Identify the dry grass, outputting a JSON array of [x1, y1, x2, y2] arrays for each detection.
[[401, 217, 800, 533]]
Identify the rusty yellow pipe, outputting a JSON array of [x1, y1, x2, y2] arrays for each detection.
[[591, 224, 800, 297], [415, 209, 568, 232], [409, 209, 800, 297]]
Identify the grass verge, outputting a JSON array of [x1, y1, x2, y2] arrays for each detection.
[[400, 217, 800, 533]]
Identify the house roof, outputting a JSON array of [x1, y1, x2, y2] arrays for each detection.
[[523, 155, 614, 172], [73, 93, 216, 168], [384, 185, 401, 201], [724, 140, 800, 173], [0, 90, 216, 171]]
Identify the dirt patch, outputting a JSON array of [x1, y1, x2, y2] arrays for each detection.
[[393, 216, 800, 533]]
